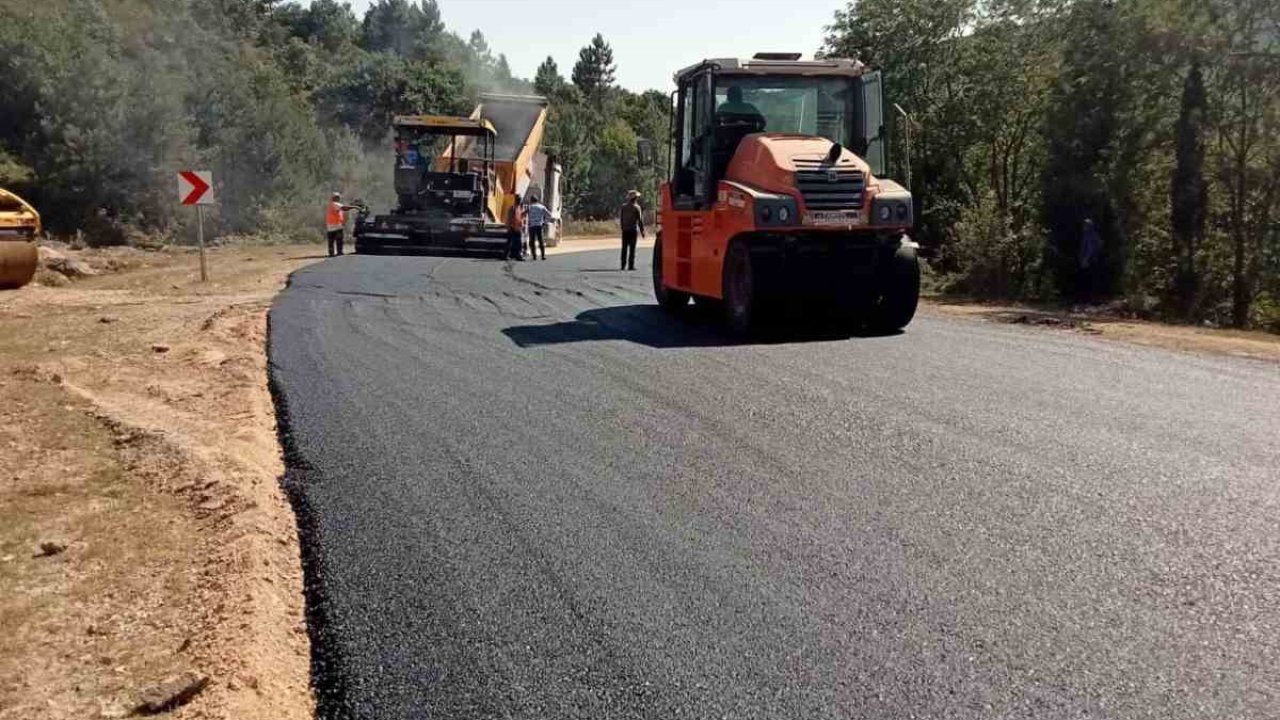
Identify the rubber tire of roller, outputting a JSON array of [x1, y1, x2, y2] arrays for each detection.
[[870, 244, 921, 332], [722, 240, 756, 336], [652, 234, 690, 312]]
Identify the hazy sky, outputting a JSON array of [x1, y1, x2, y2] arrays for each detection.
[[333, 0, 847, 92]]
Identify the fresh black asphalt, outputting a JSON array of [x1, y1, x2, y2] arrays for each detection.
[[268, 249, 1280, 719]]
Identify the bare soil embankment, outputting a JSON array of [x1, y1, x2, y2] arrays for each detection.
[[0, 244, 322, 719]]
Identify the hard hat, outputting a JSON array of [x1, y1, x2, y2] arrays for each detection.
[[627, 190, 640, 199]]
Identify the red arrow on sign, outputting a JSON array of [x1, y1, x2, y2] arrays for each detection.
[[178, 171, 211, 205]]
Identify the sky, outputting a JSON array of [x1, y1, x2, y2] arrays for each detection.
[[332, 0, 847, 93]]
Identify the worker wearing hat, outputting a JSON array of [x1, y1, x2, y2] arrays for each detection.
[[619, 190, 646, 271], [326, 192, 359, 257]]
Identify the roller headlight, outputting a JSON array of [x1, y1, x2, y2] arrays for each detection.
[[756, 196, 799, 227], [878, 205, 893, 222], [897, 203, 909, 220]]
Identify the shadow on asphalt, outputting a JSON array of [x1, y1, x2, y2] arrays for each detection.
[[353, 247, 508, 259], [502, 304, 902, 349]]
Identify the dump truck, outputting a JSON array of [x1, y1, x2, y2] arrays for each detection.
[[354, 94, 561, 256], [651, 53, 918, 333], [0, 187, 40, 289]]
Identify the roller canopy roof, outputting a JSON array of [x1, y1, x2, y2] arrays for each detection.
[[674, 56, 868, 83]]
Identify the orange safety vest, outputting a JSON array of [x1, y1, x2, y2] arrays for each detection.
[[506, 204, 525, 231], [326, 201, 345, 231]]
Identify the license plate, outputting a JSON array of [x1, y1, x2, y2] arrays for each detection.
[[452, 190, 473, 199], [811, 210, 860, 226]]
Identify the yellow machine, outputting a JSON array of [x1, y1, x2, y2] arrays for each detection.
[[355, 94, 560, 256], [453, 94, 553, 235], [0, 187, 40, 289]]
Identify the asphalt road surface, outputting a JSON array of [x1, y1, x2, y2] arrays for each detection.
[[269, 249, 1280, 719]]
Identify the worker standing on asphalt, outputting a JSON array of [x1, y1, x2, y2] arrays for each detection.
[[326, 192, 358, 257], [525, 196, 551, 261], [619, 190, 645, 271], [506, 197, 526, 261]]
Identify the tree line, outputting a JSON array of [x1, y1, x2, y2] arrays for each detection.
[[0, 0, 666, 243], [827, 0, 1279, 328], [2, 0, 1276, 329]]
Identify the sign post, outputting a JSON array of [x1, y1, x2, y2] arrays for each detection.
[[196, 204, 207, 281], [178, 171, 214, 281]]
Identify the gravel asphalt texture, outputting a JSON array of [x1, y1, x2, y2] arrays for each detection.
[[268, 249, 1280, 719]]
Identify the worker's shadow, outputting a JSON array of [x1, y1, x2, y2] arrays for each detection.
[[502, 304, 898, 349]]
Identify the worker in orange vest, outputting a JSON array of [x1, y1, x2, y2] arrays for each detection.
[[505, 197, 527, 261], [326, 192, 359, 257]]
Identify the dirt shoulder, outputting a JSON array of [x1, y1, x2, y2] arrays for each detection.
[[923, 297, 1280, 363], [550, 235, 651, 256], [0, 244, 322, 719]]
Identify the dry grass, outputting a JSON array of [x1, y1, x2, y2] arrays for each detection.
[[0, 244, 321, 719], [924, 299, 1280, 363], [0, 381, 205, 718], [561, 218, 619, 239]]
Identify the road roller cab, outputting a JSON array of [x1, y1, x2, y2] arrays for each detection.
[[0, 187, 41, 289], [651, 53, 919, 333]]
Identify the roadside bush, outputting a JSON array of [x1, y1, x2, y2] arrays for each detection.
[[1252, 293, 1280, 334], [562, 218, 617, 237], [947, 194, 1043, 299]]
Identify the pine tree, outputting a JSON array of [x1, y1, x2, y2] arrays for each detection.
[[1170, 59, 1206, 317], [534, 56, 562, 96], [362, 0, 415, 56], [418, 0, 444, 37], [495, 54, 513, 84], [468, 30, 491, 62], [571, 34, 615, 97], [361, 0, 444, 59]]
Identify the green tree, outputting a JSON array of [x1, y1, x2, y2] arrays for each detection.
[[0, 147, 33, 185], [318, 53, 468, 144], [1170, 59, 1208, 316], [824, 0, 975, 261], [534, 56, 562, 96], [271, 0, 360, 52], [494, 53, 513, 85], [1206, 0, 1280, 326], [571, 34, 616, 98], [467, 29, 493, 65], [542, 90, 598, 216], [1040, 0, 1147, 300], [361, 0, 445, 60]]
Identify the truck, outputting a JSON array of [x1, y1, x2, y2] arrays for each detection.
[[355, 94, 561, 257], [651, 53, 919, 333]]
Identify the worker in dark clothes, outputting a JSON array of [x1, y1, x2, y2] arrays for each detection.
[[1078, 217, 1103, 303], [619, 190, 645, 271]]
